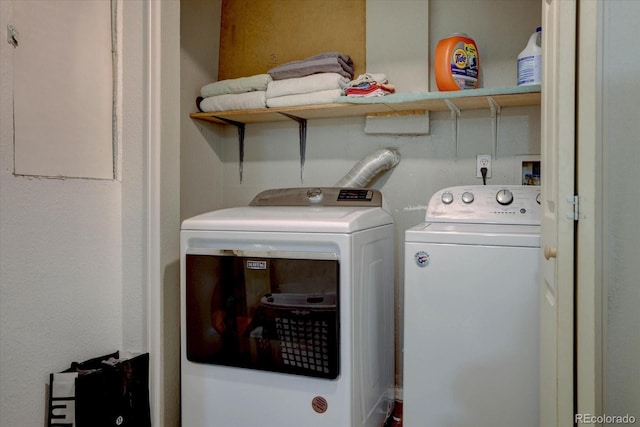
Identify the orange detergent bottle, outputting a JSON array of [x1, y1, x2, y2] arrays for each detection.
[[434, 33, 480, 91]]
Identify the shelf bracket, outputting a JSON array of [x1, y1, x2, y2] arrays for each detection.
[[487, 96, 502, 118], [487, 96, 502, 159], [444, 99, 461, 157], [213, 116, 246, 182], [279, 112, 308, 183]]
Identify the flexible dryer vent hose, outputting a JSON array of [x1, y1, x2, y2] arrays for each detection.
[[335, 148, 401, 188]]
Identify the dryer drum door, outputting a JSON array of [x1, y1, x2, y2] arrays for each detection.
[[185, 250, 340, 379]]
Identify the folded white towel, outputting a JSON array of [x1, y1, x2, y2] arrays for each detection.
[[266, 73, 349, 99], [201, 74, 272, 98], [266, 89, 343, 108], [199, 91, 267, 112]]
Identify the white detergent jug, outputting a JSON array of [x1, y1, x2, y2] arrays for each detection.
[[517, 27, 542, 86]]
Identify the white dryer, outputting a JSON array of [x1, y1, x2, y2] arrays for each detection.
[[403, 185, 541, 427], [180, 188, 395, 427]]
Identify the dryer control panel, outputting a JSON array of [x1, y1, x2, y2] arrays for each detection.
[[250, 187, 382, 207], [425, 185, 541, 225]]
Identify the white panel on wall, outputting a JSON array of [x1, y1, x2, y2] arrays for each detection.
[[13, 0, 113, 179]]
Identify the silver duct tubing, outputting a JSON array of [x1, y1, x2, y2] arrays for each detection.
[[335, 148, 401, 188]]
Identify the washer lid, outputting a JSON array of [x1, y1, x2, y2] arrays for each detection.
[[406, 222, 540, 247], [182, 205, 392, 233]]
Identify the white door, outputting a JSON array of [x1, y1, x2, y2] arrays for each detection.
[[540, 0, 577, 426]]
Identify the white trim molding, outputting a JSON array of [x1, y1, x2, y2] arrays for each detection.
[[146, 0, 163, 425]]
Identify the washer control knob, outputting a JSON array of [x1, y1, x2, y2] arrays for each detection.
[[496, 189, 514, 205], [441, 192, 454, 204], [306, 188, 324, 203], [461, 191, 474, 204]]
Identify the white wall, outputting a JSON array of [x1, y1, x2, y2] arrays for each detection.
[[181, 0, 542, 389], [180, 0, 223, 221], [601, 0, 640, 418], [0, 1, 148, 426]]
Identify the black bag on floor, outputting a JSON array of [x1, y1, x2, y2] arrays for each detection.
[[48, 351, 151, 427]]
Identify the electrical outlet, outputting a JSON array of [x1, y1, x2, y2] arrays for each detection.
[[476, 154, 492, 178]]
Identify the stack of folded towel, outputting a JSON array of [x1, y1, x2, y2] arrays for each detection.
[[195, 52, 373, 112], [265, 52, 354, 108], [345, 73, 395, 98], [196, 74, 272, 113], [268, 52, 354, 80], [265, 72, 349, 108]]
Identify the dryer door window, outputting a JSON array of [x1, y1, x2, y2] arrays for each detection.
[[185, 251, 340, 379]]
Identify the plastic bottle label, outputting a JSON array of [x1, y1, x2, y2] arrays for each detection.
[[449, 42, 479, 89], [517, 55, 541, 85], [435, 34, 480, 91]]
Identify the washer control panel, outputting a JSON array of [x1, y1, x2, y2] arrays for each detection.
[[427, 185, 541, 224]]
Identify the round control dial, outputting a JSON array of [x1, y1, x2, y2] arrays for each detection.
[[496, 189, 514, 205], [441, 192, 454, 204], [461, 191, 474, 204], [306, 188, 324, 203]]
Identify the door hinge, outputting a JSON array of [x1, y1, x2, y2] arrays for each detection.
[[567, 195, 579, 221]]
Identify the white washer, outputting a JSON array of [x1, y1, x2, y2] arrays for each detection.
[[181, 188, 395, 427], [403, 185, 541, 427]]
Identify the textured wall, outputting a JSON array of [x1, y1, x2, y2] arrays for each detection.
[[0, 1, 147, 425], [602, 0, 640, 419]]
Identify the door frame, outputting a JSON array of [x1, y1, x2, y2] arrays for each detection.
[[146, 1, 181, 426], [575, 0, 604, 421]]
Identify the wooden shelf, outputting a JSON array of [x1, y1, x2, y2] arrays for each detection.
[[189, 85, 541, 125]]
